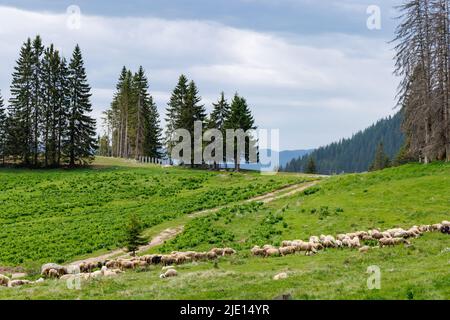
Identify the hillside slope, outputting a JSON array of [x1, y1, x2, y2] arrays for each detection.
[[0, 158, 309, 266], [284, 112, 404, 174], [1, 162, 449, 299]]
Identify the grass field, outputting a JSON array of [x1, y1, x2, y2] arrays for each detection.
[[0, 157, 310, 266], [0, 160, 449, 299]]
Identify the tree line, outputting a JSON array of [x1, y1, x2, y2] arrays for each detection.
[[102, 74, 257, 170], [282, 113, 404, 174], [101, 66, 162, 160], [0, 35, 97, 167], [394, 0, 450, 162]]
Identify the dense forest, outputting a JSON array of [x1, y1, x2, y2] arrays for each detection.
[[282, 112, 404, 174], [0, 36, 97, 167]]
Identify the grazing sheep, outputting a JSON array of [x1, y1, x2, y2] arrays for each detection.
[[0, 274, 10, 287], [151, 255, 163, 264], [59, 274, 76, 281], [194, 252, 207, 261], [279, 246, 295, 256], [359, 246, 370, 253], [207, 251, 218, 260], [371, 231, 384, 240], [41, 263, 68, 278], [309, 236, 320, 243], [298, 242, 317, 255], [90, 270, 103, 279], [379, 237, 409, 247], [281, 241, 293, 247], [263, 244, 276, 250], [9, 280, 32, 287], [175, 254, 186, 265], [105, 260, 120, 269], [251, 246, 265, 256], [101, 266, 118, 277], [210, 248, 224, 256], [119, 260, 135, 270], [265, 248, 280, 257], [442, 220, 450, 227], [381, 231, 392, 239], [48, 269, 59, 279], [161, 255, 176, 266], [222, 248, 236, 256], [273, 272, 288, 280], [431, 223, 442, 232], [160, 268, 178, 279]]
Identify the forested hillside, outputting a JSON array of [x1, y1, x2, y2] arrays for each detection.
[[283, 112, 404, 174]]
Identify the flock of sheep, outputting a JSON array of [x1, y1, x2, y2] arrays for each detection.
[[251, 220, 450, 257], [0, 247, 237, 288], [0, 221, 448, 289]]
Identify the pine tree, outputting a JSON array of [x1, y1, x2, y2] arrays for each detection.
[[0, 91, 7, 164], [208, 92, 230, 168], [55, 57, 70, 166], [97, 134, 110, 156], [30, 35, 44, 166], [132, 66, 162, 159], [225, 93, 257, 171], [305, 156, 316, 174], [165, 75, 188, 163], [65, 45, 97, 166], [124, 213, 147, 256], [183, 80, 206, 166], [369, 142, 390, 171], [143, 95, 163, 159], [8, 38, 34, 165], [41, 44, 66, 167]]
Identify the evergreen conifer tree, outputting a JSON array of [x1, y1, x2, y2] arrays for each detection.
[[65, 45, 97, 166]]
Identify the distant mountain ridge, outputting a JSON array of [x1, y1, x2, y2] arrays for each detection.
[[282, 112, 404, 174], [240, 149, 313, 171]]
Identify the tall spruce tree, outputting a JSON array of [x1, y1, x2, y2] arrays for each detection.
[[208, 92, 230, 168], [165, 75, 188, 163], [41, 44, 66, 167], [0, 91, 6, 164], [225, 93, 257, 171], [305, 156, 317, 174], [369, 142, 390, 171], [65, 45, 97, 166], [8, 38, 34, 165], [30, 35, 44, 166], [143, 95, 163, 159], [55, 57, 70, 166], [132, 66, 162, 159]]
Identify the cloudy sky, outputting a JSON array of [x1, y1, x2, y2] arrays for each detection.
[[0, 0, 402, 150]]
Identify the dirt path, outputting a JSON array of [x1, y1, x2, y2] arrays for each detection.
[[66, 180, 320, 267]]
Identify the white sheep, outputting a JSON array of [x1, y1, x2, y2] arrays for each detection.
[[160, 268, 178, 278], [273, 272, 288, 280], [0, 274, 11, 287]]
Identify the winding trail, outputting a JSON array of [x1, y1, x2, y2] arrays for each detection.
[[66, 180, 321, 267]]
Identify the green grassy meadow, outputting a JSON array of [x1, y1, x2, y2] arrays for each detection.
[[0, 157, 309, 266], [0, 160, 449, 300]]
